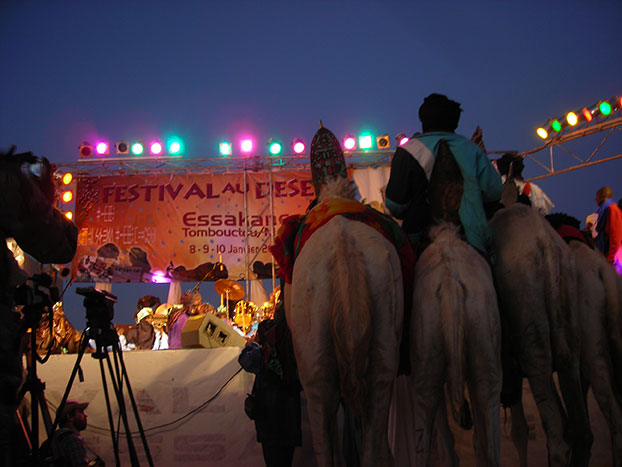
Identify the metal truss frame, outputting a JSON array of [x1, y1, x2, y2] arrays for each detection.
[[54, 150, 393, 177], [521, 116, 622, 181]]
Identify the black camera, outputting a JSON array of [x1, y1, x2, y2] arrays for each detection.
[[76, 287, 117, 329]]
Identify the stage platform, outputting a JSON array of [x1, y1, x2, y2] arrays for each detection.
[[35, 349, 612, 466]]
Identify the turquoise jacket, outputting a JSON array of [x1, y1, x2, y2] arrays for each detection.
[[386, 131, 503, 258]]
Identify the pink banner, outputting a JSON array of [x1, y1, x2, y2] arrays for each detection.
[[73, 171, 314, 282]]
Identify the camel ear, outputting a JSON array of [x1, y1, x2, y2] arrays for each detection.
[[427, 139, 463, 228]]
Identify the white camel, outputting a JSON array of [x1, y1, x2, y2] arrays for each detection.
[[570, 235, 622, 465], [285, 179, 404, 466], [411, 223, 501, 467], [490, 203, 592, 467], [536, 214, 622, 465]]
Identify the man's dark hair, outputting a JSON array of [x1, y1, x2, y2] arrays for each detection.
[[418, 93, 462, 132], [496, 152, 524, 178]]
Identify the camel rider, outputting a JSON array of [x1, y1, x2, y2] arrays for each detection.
[[496, 152, 554, 215], [385, 93, 503, 260]]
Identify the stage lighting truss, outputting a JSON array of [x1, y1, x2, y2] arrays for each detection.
[[522, 99, 622, 181], [535, 96, 621, 141]]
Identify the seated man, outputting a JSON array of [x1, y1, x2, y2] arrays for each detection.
[[385, 93, 503, 260], [52, 400, 103, 466]]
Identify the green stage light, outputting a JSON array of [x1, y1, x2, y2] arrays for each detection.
[[219, 141, 232, 156], [131, 142, 144, 155], [167, 137, 183, 155], [267, 139, 283, 156], [599, 101, 612, 116], [359, 134, 373, 150], [551, 120, 562, 132]]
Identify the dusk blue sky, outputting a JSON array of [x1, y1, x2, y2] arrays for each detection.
[[2, 1, 621, 327]]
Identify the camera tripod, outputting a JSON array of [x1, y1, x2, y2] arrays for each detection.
[[52, 323, 154, 467]]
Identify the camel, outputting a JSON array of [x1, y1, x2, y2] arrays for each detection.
[[543, 214, 622, 465], [411, 223, 501, 466], [490, 203, 592, 466], [285, 179, 404, 466]]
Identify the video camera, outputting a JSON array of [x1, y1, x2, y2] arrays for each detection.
[[14, 274, 59, 329], [76, 287, 117, 330]]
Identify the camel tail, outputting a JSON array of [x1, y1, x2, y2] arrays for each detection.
[[329, 219, 373, 420], [442, 269, 468, 425]]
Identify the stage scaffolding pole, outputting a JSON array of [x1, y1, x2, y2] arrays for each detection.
[[269, 163, 276, 293], [243, 163, 249, 299]]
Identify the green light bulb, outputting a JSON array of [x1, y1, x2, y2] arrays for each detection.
[[599, 101, 612, 116], [551, 120, 562, 132]]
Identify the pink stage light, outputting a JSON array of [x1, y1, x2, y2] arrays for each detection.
[[292, 139, 306, 154], [399, 136, 410, 145], [343, 136, 356, 151], [95, 141, 109, 155], [151, 270, 169, 283], [150, 141, 163, 155], [241, 139, 254, 154]]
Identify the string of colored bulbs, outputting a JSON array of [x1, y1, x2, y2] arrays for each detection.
[[536, 96, 621, 140], [77, 132, 411, 159]]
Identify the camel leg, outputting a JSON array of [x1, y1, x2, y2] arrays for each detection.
[[555, 360, 593, 466], [434, 395, 459, 467], [510, 400, 529, 467], [518, 324, 570, 467], [581, 337, 622, 466], [467, 373, 501, 466], [360, 378, 395, 467]]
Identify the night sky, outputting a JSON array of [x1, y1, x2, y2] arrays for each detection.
[[2, 0, 621, 327]]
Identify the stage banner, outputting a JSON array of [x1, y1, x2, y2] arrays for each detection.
[[72, 171, 315, 283]]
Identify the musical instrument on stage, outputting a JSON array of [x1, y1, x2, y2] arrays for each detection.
[[214, 279, 245, 301], [233, 301, 258, 334]]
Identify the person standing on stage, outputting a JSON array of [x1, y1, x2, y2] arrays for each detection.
[[594, 185, 622, 266], [385, 93, 503, 259]]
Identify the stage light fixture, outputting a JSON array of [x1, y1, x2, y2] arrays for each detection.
[[241, 139, 254, 154], [267, 139, 283, 156], [167, 137, 183, 155], [396, 133, 409, 146], [343, 135, 356, 151], [131, 142, 144, 155], [95, 141, 109, 155], [551, 119, 562, 132], [359, 135, 373, 150], [292, 139, 306, 154], [536, 126, 549, 139], [150, 141, 163, 155], [599, 100, 612, 116], [582, 107, 593, 122], [566, 111, 578, 126], [61, 190, 73, 203], [79, 142, 92, 158], [219, 141, 232, 156], [115, 141, 129, 154], [62, 172, 73, 185], [64, 211, 73, 221], [376, 134, 390, 149]]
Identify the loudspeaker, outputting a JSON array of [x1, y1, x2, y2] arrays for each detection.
[[181, 313, 246, 349]]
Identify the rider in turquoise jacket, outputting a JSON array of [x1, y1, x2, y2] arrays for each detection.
[[385, 93, 503, 260]]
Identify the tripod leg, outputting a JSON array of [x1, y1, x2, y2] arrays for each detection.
[[51, 332, 90, 434], [103, 350, 140, 467], [115, 347, 154, 467], [98, 352, 121, 467]]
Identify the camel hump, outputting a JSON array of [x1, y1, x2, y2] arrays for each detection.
[[427, 139, 463, 227]]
